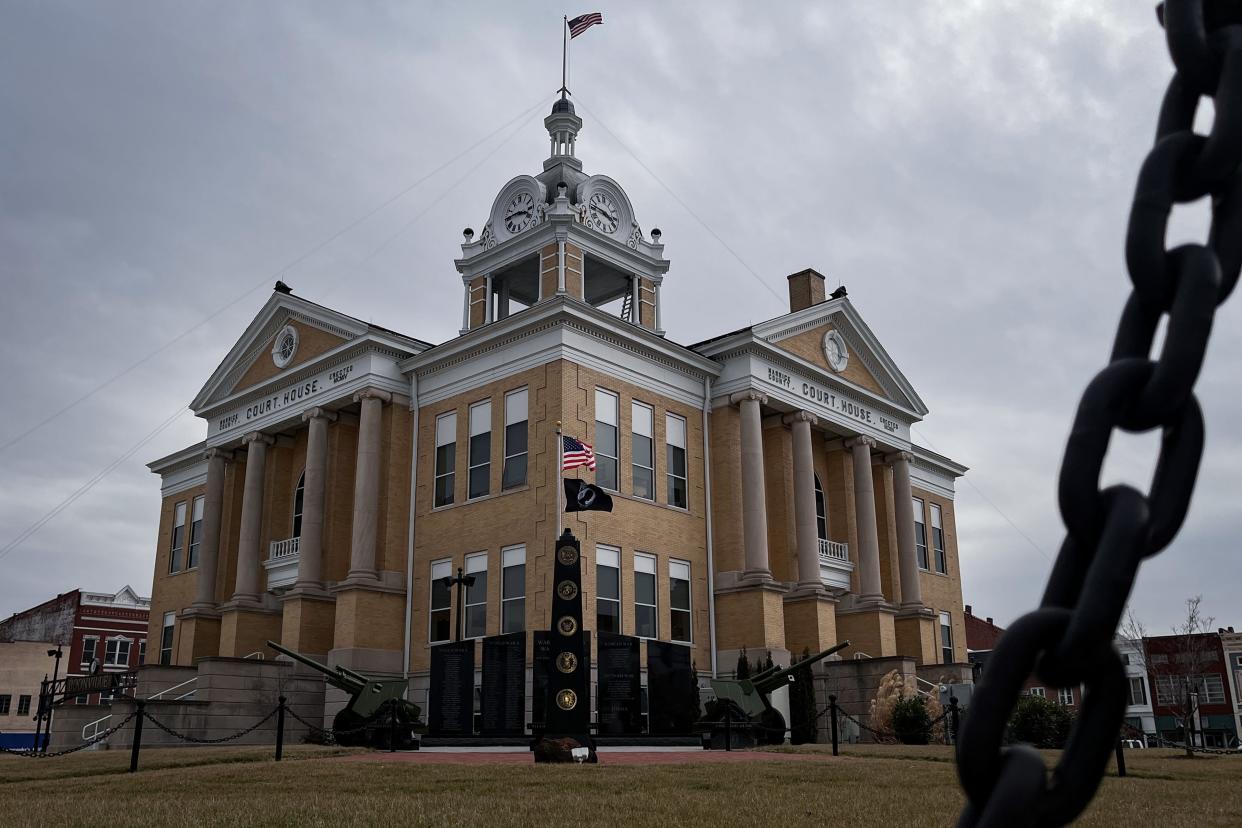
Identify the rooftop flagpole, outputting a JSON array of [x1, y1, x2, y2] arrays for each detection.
[[556, 421, 563, 539], [560, 16, 569, 97]]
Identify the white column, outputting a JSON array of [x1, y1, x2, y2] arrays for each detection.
[[232, 432, 274, 604], [191, 448, 230, 609], [557, 239, 566, 293], [484, 274, 493, 323], [461, 280, 470, 332], [886, 451, 924, 609], [348, 389, 390, 581], [294, 407, 335, 591], [847, 435, 884, 603], [784, 411, 820, 587], [730, 391, 770, 576]]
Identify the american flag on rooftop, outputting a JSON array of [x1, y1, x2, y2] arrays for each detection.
[[562, 435, 597, 471], [567, 12, 603, 38]]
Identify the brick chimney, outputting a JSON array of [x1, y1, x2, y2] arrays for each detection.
[[787, 268, 827, 313]]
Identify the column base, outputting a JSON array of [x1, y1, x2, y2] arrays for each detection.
[[331, 583, 406, 654], [894, 608, 939, 665], [177, 608, 222, 664], [218, 605, 283, 658], [782, 592, 840, 656], [835, 603, 898, 659], [279, 592, 337, 658], [714, 580, 788, 660]]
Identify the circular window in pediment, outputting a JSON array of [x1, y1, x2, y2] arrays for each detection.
[[272, 325, 299, 368], [822, 330, 849, 373]]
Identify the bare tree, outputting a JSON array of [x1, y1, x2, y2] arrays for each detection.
[[1145, 596, 1218, 757]]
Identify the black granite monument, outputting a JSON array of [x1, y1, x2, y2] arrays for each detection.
[[596, 631, 642, 735], [646, 639, 699, 735], [429, 639, 475, 736], [481, 632, 525, 736]]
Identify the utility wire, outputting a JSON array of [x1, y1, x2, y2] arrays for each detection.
[[0, 406, 191, 562], [911, 425, 1052, 563], [0, 98, 549, 456], [575, 100, 787, 308]]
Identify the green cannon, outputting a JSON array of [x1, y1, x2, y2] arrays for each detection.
[[700, 640, 850, 747], [266, 640, 423, 749]]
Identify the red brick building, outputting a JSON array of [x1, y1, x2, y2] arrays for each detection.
[[0, 586, 150, 704], [1144, 631, 1237, 747], [964, 605, 1080, 707]]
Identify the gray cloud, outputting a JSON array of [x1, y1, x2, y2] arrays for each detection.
[[1, 1, 1237, 634]]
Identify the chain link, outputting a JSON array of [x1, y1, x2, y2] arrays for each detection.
[[955, 2, 1242, 824], [141, 707, 278, 745], [283, 705, 377, 743], [0, 711, 138, 759]]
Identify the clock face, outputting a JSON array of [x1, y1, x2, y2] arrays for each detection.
[[587, 192, 619, 233], [504, 192, 536, 233]]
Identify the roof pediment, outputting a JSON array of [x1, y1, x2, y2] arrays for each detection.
[[754, 299, 928, 417], [190, 292, 429, 412]]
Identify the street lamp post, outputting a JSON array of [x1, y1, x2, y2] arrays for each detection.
[[440, 567, 476, 642], [37, 645, 63, 753]]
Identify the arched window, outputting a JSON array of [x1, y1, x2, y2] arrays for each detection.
[[814, 474, 827, 543], [292, 471, 305, 538]]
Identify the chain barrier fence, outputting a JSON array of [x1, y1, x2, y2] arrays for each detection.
[[954, 2, 1242, 825], [0, 711, 138, 759]]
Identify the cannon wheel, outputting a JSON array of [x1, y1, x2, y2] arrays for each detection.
[[759, 707, 786, 745]]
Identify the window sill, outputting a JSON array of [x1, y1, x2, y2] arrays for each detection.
[[166, 566, 199, 578]]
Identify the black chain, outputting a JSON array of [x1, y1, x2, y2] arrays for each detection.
[[955, 2, 1242, 825], [283, 706, 377, 743], [0, 711, 138, 759], [141, 706, 278, 745]]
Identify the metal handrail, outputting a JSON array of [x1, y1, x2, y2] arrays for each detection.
[[853, 652, 872, 659]]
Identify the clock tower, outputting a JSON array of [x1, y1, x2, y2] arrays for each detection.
[[455, 96, 669, 334]]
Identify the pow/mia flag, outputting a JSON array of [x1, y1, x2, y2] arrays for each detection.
[[563, 478, 613, 513]]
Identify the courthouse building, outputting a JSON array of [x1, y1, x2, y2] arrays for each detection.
[[145, 97, 969, 713]]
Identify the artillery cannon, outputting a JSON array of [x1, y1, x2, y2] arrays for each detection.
[[700, 640, 850, 747], [266, 640, 423, 750]]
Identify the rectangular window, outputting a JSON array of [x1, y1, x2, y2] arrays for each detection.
[[434, 413, 457, 507], [468, 401, 492, 500], [160, 612, 174, 666], [635, 553, 657, 639], [169, 500, 187, 572], [502, 388, 528, 490], [81, 636, 98, 669], [595, 389, 619, 491], [187, 495, 204, 569], [596, 545, 621, 634], [1029, 687, 1046, 698], [464, 552, 488, 639], [139, 641, 147, 665], [1128, 677, 1147, 706], [501, 545, 525, 634], [17, 696, 31, 717], [631, 401, 655, 500], [1058, 687, 1074, 706], [429, 559, 452, 643], [105, 638, 131, 667], [669, 559, 692, 643], [930, 503, 947, 574], [0, 695, 10, 715], [939, 610, 953, 664], [1199, 674, 1226, 705], [665, 413, 688, 509], [913, 497, 929, 570]]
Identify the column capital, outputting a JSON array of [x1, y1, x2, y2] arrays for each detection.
[[203, 447, 233, 463], [781, 410, 817, 427], [242, 432, 275, 447], [728, 390, 768, 407], [353, 388, 392, 405], [884, 450, 914, 465], [302, 407, 338, 424], [845, 435, 877, 450]]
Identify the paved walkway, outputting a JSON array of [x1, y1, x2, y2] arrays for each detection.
[[338, 749, 840, 765]]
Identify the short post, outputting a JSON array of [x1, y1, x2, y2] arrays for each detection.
[[1115, 735, 1127, 778], [275, 696, 286, 762], [389, 698, 398, 753], [724, 708, 732, 752], [829, 695, 839, 757], [129, 701, 145, 774], [34, 676, 48, 754], [949, 696, 961, 746]]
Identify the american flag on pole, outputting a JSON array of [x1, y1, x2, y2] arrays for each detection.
[[567, 12, 603, 38], [562, 435, 597, 471]]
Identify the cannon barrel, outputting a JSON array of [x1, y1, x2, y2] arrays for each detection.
[[751, 640, 851, 694], [266, 640, 368, 693]]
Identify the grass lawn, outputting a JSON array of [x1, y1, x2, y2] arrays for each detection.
[[2, 744, 1238, 826]]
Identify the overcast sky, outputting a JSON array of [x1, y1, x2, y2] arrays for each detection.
[[1, 1, 1237, 635]]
